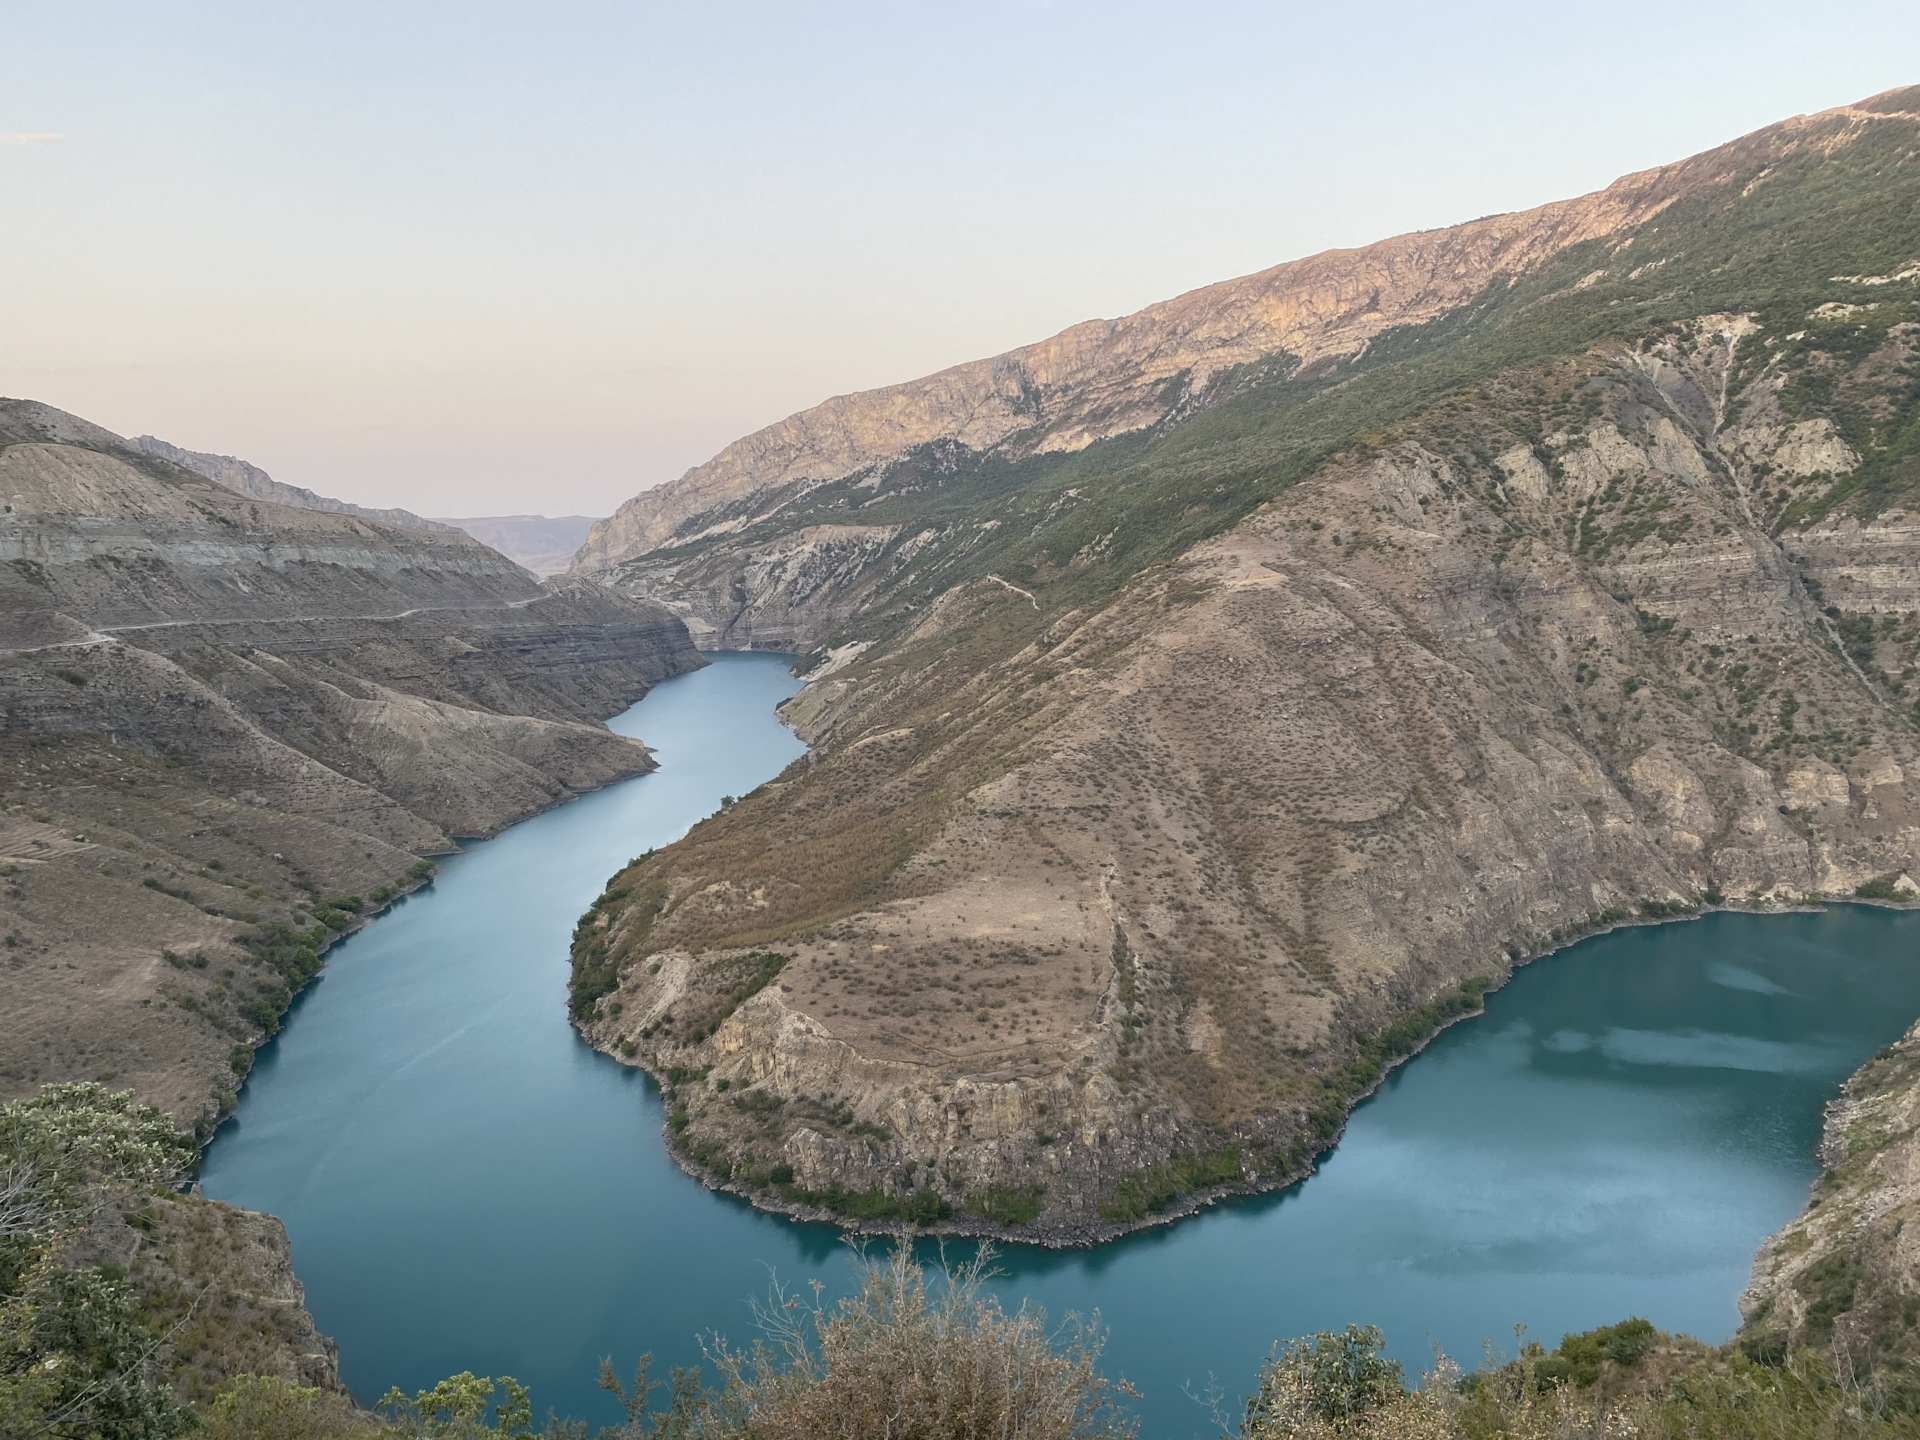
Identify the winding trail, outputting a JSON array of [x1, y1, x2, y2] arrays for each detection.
[[2, 595, 549, 654]]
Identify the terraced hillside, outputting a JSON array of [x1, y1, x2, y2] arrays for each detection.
[[565, 88, 1920, 1243]]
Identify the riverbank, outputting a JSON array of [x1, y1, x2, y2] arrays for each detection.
[[191, 654, 1920, 1432], [581, 881, 1920, 1249], [180, 657, 715, 1158]]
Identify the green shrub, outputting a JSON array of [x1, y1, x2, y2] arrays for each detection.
[[781, 1182, 950, 1224], [1243, 1325, 1405, 1436], [0, 1085, 192, 1439], [969, 1185, 1046, 1226], [1099, 1147, 1241, 1222], [377, 1371, 531, 1436], [1533, 1317, 1657, 1388], [200, 1375, 376, 1438]]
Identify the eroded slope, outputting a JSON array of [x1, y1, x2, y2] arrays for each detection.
[[567, 88, 1920, 1241], [0, 401, 702, 1129]]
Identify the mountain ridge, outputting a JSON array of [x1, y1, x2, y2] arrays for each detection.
[[571, 84, 1920, 579], [1, 399, 701, 1133], [131, 432, 455, 536]]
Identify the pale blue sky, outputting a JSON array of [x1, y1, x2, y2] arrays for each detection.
[[3, 2, 1914, 515]]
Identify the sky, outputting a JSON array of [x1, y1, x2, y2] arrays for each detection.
[[2, 3, 1916, 519]]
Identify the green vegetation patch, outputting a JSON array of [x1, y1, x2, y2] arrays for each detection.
[[680, 950, 792, 1043], [1796, 1250, 1863, 1344], [966, 1184, 1046, 1227], [778, 1181, 951, 1224], [1098, 1146, 1241, 1222], [232, 920, 328, 1038], [566, 877, 656, 1021], [1533, 1316, 1658, 1389]]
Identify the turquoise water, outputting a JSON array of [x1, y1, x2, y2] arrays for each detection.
[[200, 652, 1920, 1437]]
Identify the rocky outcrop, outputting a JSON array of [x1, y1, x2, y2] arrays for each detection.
[[0, 400, 703, 1127], [566, 80, 1920, 1240], [1739, 1017, 1920, 1380], [77, 1190, 346, 1402], [607, 523, 913, 648]]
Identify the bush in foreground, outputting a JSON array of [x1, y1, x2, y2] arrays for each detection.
[[0, 1083, 194, 1440], [671, 1242, 1135, 1440], [194, 1245, 1920, 1438]]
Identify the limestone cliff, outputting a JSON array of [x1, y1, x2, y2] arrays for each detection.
[[0, 399, 703, 1129], [568, 87, 1920, 1242]]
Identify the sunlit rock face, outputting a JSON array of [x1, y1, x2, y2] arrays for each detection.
[[567, 88, 1920, 1240]]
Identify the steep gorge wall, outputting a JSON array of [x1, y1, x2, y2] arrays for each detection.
[[0, 401, 703, 1132], [572, 290, 1920, 1240]]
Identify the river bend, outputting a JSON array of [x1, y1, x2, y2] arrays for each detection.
[[202, 652, 1920, 1437]]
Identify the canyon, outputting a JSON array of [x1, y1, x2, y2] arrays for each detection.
[[8, 81, 1920, 1421], [0, 402, 704, 1410], [561, 85, 1920, 1272], [432, 514, 603, 577], [0, 398, 701, 1132]]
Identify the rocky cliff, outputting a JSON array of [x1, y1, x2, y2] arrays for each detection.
[[1740, 1012, 1920, 1388], [566, 87, 1920, 1241], [75, 1189, 349, 1403], [0, 399, 703, 1130]]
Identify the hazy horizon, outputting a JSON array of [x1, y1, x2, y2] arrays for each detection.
[[4, 1, 1916, 517]]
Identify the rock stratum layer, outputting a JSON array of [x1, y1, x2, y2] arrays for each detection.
[[565, 88, 1920, 1243], [0, 399, 702, 1132]]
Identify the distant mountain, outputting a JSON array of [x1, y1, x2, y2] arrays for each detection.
[[132, 434, 453, 534], [434, 514, 601, 576]]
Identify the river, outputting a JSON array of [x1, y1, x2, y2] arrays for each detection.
[[200, 651, 1920, 1437]]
